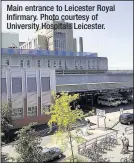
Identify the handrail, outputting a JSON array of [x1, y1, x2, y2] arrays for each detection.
[[125, 126, 133, 134]]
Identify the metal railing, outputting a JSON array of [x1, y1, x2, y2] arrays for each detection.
[[120, 154, 133, 163], [78, 130, 118, 152], [125, 126, 133, 135], [107, 70, 133, 74], [78, 130, 118, 162]]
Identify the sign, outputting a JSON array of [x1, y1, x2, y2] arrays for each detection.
[[96, 109, 105, 117], [120, 108, 123, 115], [96, 109, 106, 128]]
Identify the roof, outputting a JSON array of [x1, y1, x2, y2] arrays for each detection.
[[56, 81, 133, 93]]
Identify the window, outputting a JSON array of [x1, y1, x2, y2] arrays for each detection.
[[97, 60, 99, 69], [12, 78, 22, 93], [75, 60, 77, 68], [59, 60, 61, 65], [54, 41, 56, 47], [80, 61, 83, 69], [27, 77, 37, 92], [41, 77, 50, 92], [48, 60, 50, 67], [20, 60, 23, 67], [12, 108, 23, 119], [28, 106, 37, 117], [38, 60, 40, 67], [53, 61, 56, 67], [34, 38, 37, 47], [29, 42, 32, 49], [57, 40, 59, 48], [6, 60, 9, 66], [27, 60, 30, 67], [65, 61, 68, 69], [59, 60, 62, 68], [88, 61, 91, 69], [1, 78, 7, 93]]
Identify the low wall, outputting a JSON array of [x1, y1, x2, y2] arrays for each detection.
[[56, 73, 133, 85], [12, 114, 50, 129]]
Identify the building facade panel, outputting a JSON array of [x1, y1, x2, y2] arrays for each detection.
[[56, 73, 133, 85], [2, 53, 108, 71], [1, 67, 56, 129]]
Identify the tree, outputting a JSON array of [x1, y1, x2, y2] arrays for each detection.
[[47, 92, 86, 162], [1, 102, 13, 143], [15, 123, 44, 162]]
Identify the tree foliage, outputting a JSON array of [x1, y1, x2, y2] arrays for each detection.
[[15, 123, 44, 162], [47, 92, 86, 162], [1, 103, 13, 143], [1, 102, 13, 132], [48, 92, 85, 130]]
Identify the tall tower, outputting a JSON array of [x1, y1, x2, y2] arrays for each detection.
[[79, 37, 83, 52]]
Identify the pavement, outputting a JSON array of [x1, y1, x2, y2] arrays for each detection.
[[85, 108, 133, 129], [2, 106, 133, 162], [102, 124, 133, 162]]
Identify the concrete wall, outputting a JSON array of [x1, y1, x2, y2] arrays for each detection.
[[38, 35, 47, 49], [2, 32, 19, 48], [56, 73, 133, 85], [2, 54, 108, 71], [20, 34, 47, 50]]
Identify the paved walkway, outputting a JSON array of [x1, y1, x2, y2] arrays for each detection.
[[2, 108, 133, 162], [85, 109, 133, 129], [102, 133, 133, 162]]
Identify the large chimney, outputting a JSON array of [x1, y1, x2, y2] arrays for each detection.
[[79, 37, 83, 52]]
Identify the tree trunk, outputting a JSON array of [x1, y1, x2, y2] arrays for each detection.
[[68, 129, 75, 162]]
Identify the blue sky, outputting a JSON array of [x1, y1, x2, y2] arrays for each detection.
[[2, 1, 133, 70]]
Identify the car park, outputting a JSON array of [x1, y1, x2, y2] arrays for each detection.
[[42, 147, 63, 162], [118, 97, 128, 104], [127, 95, 133, 103], [119, 113, 134, 125], [97, 96, 120, 107]]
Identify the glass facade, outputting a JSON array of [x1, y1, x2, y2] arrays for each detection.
[[12, 78, 22, 93], [1, 78, 7, 93], [41, 77, 50, 92], [27, 77, 37, 92]]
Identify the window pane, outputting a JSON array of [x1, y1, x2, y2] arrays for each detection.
[[27, 60, 30, 67], [1, 78, 7, 93], [12, 78, 22, 93], [41, 77, 50, 92], [20, 60, 23, 67], [27, 77, 37, 92], [6, 60, 9, 65]]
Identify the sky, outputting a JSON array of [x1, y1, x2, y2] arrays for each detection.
[[2, 1, 133, 70]]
